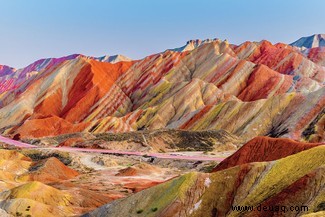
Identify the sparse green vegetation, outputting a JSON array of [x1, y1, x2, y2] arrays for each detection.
[[136, 209, 144, 214], [151, 207, 158, 212], [34, 129, 241, 152], [92, 129, 240, 151], [22, 150, 72, 165], [158, 149, 166, 153], [200, 163, 217, 173], [302, 108, 324, 141]]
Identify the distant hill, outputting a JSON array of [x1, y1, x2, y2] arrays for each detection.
[[291, 34, 325, 48]]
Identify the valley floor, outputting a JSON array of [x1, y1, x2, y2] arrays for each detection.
[[0, 135, 232, 217]]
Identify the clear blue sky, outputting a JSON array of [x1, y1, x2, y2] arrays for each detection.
[[1, 0, 324, 68]]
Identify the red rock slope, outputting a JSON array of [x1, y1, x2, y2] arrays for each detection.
[[212, 136, 323, 172]]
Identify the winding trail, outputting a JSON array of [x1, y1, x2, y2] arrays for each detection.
[[0, 135, 37, 148], [0, 135, 225, 162]]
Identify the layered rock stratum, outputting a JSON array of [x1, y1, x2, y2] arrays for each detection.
[[0, 36, 324, 143], [0, 35, 324, 217], [85, 145, 325, 217]]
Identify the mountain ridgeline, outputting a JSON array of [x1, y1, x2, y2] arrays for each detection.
[[0, 36, 324, 143]]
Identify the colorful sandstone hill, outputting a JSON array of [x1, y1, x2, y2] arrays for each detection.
[[0, 35, 324, 143], [0, 34, 324, 217], [84, 145, 325, 217], [212, 136, 323, 172]]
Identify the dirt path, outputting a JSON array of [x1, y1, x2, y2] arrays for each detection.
[[0, 135, 37, 148], [0, 135, 225, 162], [79, 154, 108, 170]]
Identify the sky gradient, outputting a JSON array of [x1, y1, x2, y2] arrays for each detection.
[[1, 0, 324, 68]]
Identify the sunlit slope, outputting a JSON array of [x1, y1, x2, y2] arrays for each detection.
[[84, 146, 325, 217], [0, 37, 323, 142]]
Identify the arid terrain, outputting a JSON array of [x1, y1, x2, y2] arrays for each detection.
[[0, 34, 324, 216]]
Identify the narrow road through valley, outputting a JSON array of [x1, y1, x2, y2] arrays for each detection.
[[0, 135, 38, 148], [0, 135, 225, 162]]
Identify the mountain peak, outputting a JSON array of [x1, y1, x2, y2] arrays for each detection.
[[169, 38, 225, 52], [0, 65, 16, 76], [290, 34, 325, 48], [93, 54, 132, 63]]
